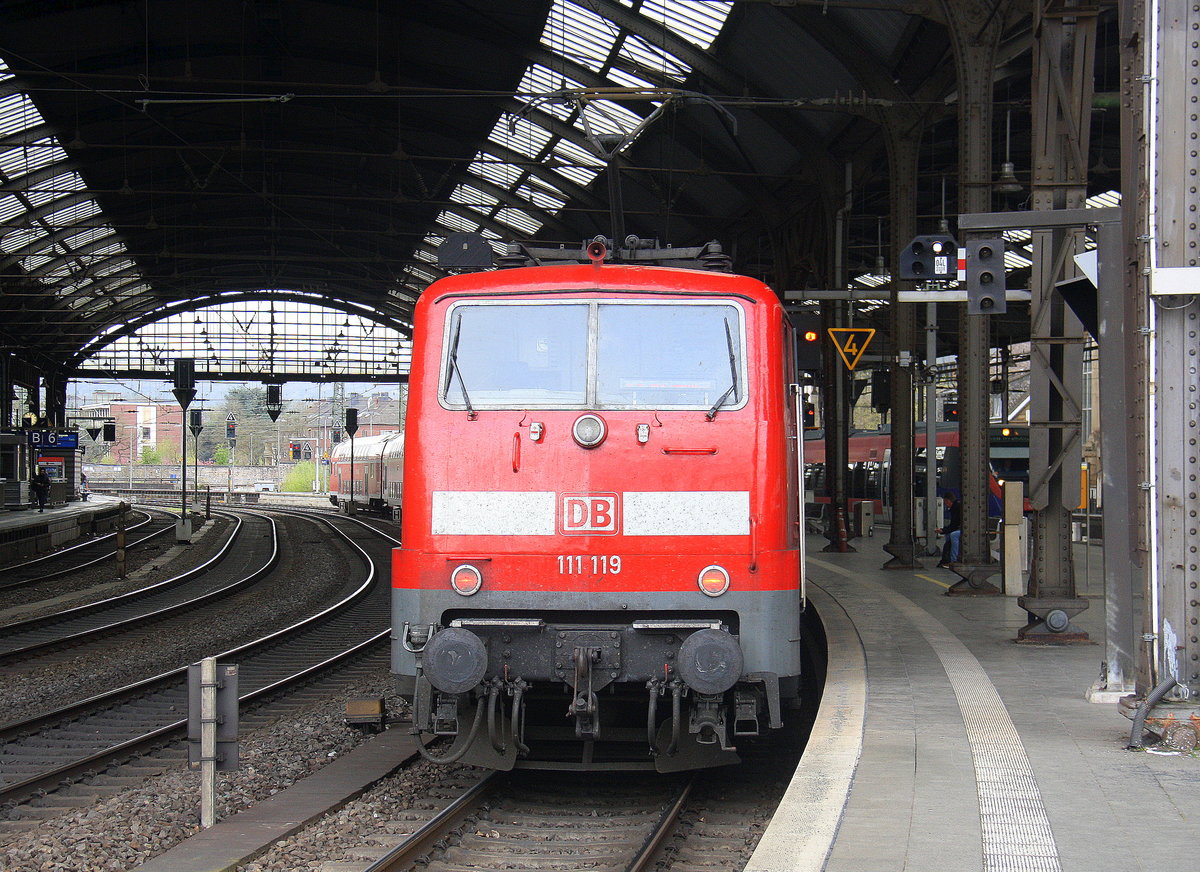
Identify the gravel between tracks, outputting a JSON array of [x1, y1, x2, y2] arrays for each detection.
[[0, 513, 364, 725], [237, 755, 464, 872], [0, 665, 410, 871], [0, 513, 232, 620]]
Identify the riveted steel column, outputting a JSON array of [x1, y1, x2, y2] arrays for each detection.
[[883, 116, 922, 568], [941, 0, 1002, 594], [1018, 2, 1096, 639], [1118, 0, 1151, 697], [1149, 0, 1200, 700]]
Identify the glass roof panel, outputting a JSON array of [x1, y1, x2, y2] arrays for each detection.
[[0, 92, 39, 139], [518, 65, 584, 120], [57, 225, 118, 252], [617, 32, 691, 81], [41, 199, 102, 230], [542, 1, 620, 74], [20, 254, 52, 272], [576, 98, 643, 137], [436, 210, 480, 233], [469, 156, 525, 189], [640, 1, 732, 50], [495, 207, 542, 235], [606, 66, 657, 91], [517, 182, 567, 212], [0, 137, 65, 178], [0, 194, 25, 223], [450, 183, 497, 214], [488, 114, 554, 160], [84, 298, 412, 379], [92, 257, 134, 279], [1, 224, 45, 254]]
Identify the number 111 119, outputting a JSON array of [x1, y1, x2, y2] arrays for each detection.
[[557, 555, 622, 574]]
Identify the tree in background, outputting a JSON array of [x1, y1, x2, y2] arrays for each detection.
[[140, 445, 163, 465], [281, 460, 317, 492], [213, 443, 231, 465]]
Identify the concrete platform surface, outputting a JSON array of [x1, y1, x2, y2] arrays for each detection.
[[751, 534, 1199, 872]]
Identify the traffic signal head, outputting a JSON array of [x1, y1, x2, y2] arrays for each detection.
[[793, 314, 823, 372], [943, 402, 959, 422], [899, 234, 957, 281], [966, 238, 1007, 314], [103, 422, 116, 441], [290, 442, 301, 460], [803, 401, 817, 429]]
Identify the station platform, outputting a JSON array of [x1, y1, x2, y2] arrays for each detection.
[[0, 494, 128, 563], [749, 532, 1199, 872]]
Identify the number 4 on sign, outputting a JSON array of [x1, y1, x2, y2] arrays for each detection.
[[827, 328, 875, 370]]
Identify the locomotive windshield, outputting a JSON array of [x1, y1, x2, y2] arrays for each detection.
[[441, 299, 746, 411]]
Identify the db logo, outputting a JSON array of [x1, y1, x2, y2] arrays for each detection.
[[560, 493, 619, 535]]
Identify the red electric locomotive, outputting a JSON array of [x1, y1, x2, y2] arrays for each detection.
[[394, 239, 806, 771]]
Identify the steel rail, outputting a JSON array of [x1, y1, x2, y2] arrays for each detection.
[[0, 509, 259, 660], [0, 509, 160, 590], [361, 772, 502, 872], [0, 511, 393, 806]]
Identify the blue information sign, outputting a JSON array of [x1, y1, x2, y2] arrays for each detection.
[[27, 430, 79, 448]]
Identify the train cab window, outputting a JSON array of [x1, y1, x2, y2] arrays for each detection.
[[443, 303, 588, 407], [441, 299, 746, 411], [596, 303, 743, 410]]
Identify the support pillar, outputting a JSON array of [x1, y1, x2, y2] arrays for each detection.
[[940, 0, 1003, 595], [1018, 2, 1096, 639], [882, 116, 923, 569], [1145, 0, 1200, 703]]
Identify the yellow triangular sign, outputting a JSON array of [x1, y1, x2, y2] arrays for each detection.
[[827, 327, 875, 370]]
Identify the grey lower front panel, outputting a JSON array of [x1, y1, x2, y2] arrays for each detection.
[[390, 587, 803, 684]]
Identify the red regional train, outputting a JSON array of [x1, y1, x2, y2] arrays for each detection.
[[328, 432, 404, 516], [803, 423, 1030, 519], [393, 239, 807, 771]]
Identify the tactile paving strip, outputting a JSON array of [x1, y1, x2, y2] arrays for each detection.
[[870, 583, 1062, 872]]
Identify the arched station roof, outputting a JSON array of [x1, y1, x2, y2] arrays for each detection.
[[0, 1, 1120, 378]]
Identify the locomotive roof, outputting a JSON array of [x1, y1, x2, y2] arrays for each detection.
[[424, 263, 781, 306]]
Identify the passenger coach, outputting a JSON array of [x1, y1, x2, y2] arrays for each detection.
[[394, 239, 807, 771]]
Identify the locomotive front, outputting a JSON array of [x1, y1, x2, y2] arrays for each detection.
[[394, 262, 804, 771]]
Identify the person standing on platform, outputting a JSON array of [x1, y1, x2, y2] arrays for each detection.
[[80, 471, 89, 501], [936, 491, 962, 567], [31, 468, 50, 512]]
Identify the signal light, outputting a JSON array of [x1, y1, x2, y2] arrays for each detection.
[[943, 403, 959, 422], [966, 238, 1007, 314], [103, 422, 116, 441], [450, 564, 482, 596], [290, 442, 301, 460], [697, 565, 730, 597], [899, 234, 957, 280], [793, 314, 823, 372], [803, 402, 817, 429]]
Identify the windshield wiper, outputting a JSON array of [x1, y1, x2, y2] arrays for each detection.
[[445, 315, 476, 418], [706, 318, 739, 421]]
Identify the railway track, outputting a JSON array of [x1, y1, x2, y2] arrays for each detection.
[[312, 728, 807, 872], [0, 509, 271, 662], [0, 510, 395, 811], [0, 508, 171, 592], [352, 771, 693, 872]]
